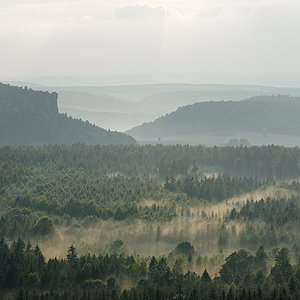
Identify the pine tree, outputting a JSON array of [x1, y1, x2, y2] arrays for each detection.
[[271, 248, 293, 284], [255, 246, 267, 273], [67, 245, 78, 266], [201, 269, 211, 283], [148, 256, 158, 284]]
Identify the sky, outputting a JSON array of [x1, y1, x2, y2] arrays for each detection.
[[0, 0, 300, 81]]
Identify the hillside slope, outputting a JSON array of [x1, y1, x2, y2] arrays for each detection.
[[127, 95, 300, 138], [0, 83, 136, 146]]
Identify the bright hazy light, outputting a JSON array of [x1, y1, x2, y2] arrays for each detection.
[[0, 0, 300, 78]]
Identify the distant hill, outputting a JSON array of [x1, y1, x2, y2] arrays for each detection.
[[57, 90, 132, 111], [55, 90, 137, 132], [44, 83, 300, 102], [127, 95, 300, 139], [134, 90, 270, 115], [36, 84, 300, 131], [0, 83, 136, 146]]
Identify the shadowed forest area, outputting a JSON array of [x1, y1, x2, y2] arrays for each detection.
[[0, 83, 136, 146]]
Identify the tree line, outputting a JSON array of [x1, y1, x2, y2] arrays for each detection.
[[1, 144, 300, 178], [0, 239, 299, 299]]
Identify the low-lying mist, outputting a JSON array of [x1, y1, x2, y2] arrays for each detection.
[[36, 184, 299, 268]]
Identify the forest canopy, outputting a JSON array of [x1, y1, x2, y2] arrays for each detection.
[[0, 143, 300, 299]]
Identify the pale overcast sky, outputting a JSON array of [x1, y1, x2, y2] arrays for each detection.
[[0, 0, 299, 79]]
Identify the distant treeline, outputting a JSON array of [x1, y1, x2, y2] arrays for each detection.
[[128, 95, 300, 138], [1, 144, 300, 179]]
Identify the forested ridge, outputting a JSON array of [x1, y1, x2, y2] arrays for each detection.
[[127, 95, 300, 138], [0, 83, 136, 146]]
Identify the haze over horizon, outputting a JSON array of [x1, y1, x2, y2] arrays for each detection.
[[4, 72, 300, 88], [1, 0, 300, 86]]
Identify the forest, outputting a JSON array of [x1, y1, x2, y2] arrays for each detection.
[[0, 239, 299, 300], [0, 143, 300, 299]]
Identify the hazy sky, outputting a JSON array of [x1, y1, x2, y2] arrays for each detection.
[[1, 0, 300, 79]]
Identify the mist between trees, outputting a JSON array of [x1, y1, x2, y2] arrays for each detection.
[[0, 144, 300, 299]]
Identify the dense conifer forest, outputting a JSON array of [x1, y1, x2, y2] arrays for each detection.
[[0, 144, 300, 299], [0, 239, 299, 300], [1, 143, 300, 178]]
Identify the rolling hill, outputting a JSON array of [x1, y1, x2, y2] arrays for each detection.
[[127, 95, 300, 139]]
